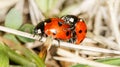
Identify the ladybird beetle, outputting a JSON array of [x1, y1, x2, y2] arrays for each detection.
[[61, 15, 87, 44], [34, 18, 71, 41]]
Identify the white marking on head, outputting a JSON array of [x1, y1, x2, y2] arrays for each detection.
[[44, 22, 47, 25], [69, 18, 74, 22], [79, 18, 83, 22], [37, 29, 41, 34], [61, 17, 64, 20]]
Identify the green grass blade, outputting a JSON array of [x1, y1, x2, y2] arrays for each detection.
[[59, 4, 79, 16], [5, 8, 23, 29], [17, 24, 34, 43], [3, 34, 21, 44], [16, 45, 45, 67], [35, 0, 48, 13], [96, 57, 120, 66], [70, 64, 90, 67], [0, 42, 9, 67], [0, 42, 36, 67]]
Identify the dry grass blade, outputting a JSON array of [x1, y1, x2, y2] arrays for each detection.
[[54, 48, 119, 67], [0, 26, 120, 55], [107, 0, 120, 45], [14, 0, 24, 13], [93, 35, 120, 50], [28, 0, 45, 26], [0, 0, 18, 9]]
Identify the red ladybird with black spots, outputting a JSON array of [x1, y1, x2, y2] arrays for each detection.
[[34, 18, 71, 41], [61, 15, 87, 44]]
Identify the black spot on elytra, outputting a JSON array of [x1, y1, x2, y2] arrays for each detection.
[[45, 18, 51, 23], [80, 39, 83, 43], [58, 22, 63, 26], [66, 31, 69, 36], [85, 29, 87, 33], [79, 30, 82, 33], [53, 33, 56, 35]]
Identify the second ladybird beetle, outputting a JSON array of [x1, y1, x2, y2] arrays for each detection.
[[61, 15, 87, 44]]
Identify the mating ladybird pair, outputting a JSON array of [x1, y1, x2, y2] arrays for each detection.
[[34, 15, 87, 44]]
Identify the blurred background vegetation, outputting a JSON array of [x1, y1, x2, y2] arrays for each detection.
[[0, 0, 120, 67]]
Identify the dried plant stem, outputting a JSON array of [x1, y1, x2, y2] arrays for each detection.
[[0, 26, 120, 55], [54, 57, 118, 67], [14, 0, 24, 13], [0, 0, 18, 9], [54, 48, 118, 67], [107, 0, 120, 45], [93, 35, 120, 50], [93, 8, 102, 35], [28, 0, 45, 26], [88, 56, 120, 60], [71, 0, 96, 15], [29, 3, 37, 26]]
